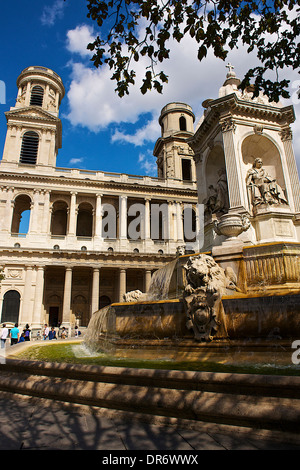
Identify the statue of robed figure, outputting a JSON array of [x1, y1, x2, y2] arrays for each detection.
[[246, 157, 288, 207]]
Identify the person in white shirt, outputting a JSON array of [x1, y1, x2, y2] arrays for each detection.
[[43, 324, 50, 340], [1, 324, 9, 349]]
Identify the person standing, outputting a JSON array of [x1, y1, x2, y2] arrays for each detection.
[[10, 323, 19, 346], [43, 324, 49, 340], [0, 324, 9, 349], [23, 324, 31, 341]]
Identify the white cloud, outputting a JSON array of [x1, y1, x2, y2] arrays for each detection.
[[69, 157, 84, 165], [66, 25, 96, 58], [65, 27, 222, 133], [41, 0, 65, 26], [111, 118, 159, 146], [138, 150, 157, 176], [64, 21, 300, 164]]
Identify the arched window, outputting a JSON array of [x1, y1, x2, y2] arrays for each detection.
[[184, 207, 197, 242], [11, 194, 31, 234], [20, 131, 39, 165], [30, 85, 44, 106], [150, 203, 168, 240], [50, 201, 68, 236], [179, 116, 187, 131], [1, 290, 20, 324], [76, 203, 93, 237]]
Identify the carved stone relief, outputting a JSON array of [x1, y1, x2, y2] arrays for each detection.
[[183, 254, 237, 341]]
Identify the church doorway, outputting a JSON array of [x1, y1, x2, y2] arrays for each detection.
[[49, 306, 59, 327], [1, 290, 20, 324]]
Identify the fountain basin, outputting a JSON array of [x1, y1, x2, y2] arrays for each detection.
[[84, 290, 300, 366], [84, 247, 300, 365], [223, 291, 300, 338], [107, 299, 188, 338]]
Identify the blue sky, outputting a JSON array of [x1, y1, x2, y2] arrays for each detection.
[[0, 0, 299, 177]]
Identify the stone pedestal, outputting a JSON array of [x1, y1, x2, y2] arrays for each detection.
[[251, 205, 297, 244]]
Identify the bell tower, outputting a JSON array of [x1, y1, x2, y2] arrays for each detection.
[[153, 102, 195, 181], [1, 66, 65, 170]]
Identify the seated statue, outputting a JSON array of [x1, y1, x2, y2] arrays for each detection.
[[246, 157, 288, 207]]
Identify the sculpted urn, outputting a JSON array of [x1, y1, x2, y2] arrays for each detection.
[[214, 213, 250, 240]]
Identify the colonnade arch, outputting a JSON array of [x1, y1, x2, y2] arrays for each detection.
[[11, 194, 32, 234], [1, 290, 20, 324]]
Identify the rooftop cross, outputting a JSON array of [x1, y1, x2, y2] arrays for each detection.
[[226, 62, 235, 74]]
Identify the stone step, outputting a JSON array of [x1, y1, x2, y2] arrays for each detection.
[[0, 360, 300, 433], [2, 359, 300, 397]]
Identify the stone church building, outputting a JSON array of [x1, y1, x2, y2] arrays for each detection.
[[0, 64, 299, 335], [0, 66, 198, 332]]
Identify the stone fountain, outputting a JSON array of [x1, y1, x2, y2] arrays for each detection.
[[85, 70, 300, 367], [84, 247, 300, 365]]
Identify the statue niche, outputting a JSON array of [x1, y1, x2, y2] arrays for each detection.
[[203, 167, 229, 217], [246, 157, 288, 208]]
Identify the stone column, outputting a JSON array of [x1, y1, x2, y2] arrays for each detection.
[[29, 189, 40, 233], [119, 268, 126, 302], [119, 195, 127, 239], [95, 193, 103, 238], [24, 81, 31, 107], [144, 197, 151, 240], [20, 266, 33, 325], [281, 128, 300, 212], [32, 266, 45, 328], [62, 267, 73, 327], [166, 201, 173, 240], [176, 202, 184, 242], [91, 268, 100, 313], [68, 192, 77, 235], [4, 187, 14, 233], [144, 269, 152, 293], [42, 190, 51, 234], [221, 118, 245, 210], [55, 91, 60, 110]]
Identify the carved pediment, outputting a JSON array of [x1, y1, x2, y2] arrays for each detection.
[[5, 106, 60, 123]]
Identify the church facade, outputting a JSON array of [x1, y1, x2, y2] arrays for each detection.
[[0, 66, 198, 332], [0, 64, 299, 335]]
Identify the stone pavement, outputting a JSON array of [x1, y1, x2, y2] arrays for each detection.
[[1, 392, 300, 451]]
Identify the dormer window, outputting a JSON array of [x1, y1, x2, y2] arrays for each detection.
[[30, 85, 44, 106], [20, 131, 39, 165]]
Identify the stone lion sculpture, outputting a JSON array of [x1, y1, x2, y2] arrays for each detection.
[[123, 290, 149, 302], [183, 254, 237, 341]]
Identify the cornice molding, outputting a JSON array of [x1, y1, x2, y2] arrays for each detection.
[[0, 170, 197, 197], [17, 67, 65, 98], [0, 245, 175, 266]]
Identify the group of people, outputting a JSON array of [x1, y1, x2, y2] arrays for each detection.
[[0, 323, 31, 348], [0, 323, 81, 348], [41, 324, 69, 340]]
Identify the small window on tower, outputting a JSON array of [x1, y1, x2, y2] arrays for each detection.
[[20, 131, 39, 165], [182, 159, 192, 181], [179, 116, 187, 131], [30, 85, 44, 106]]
